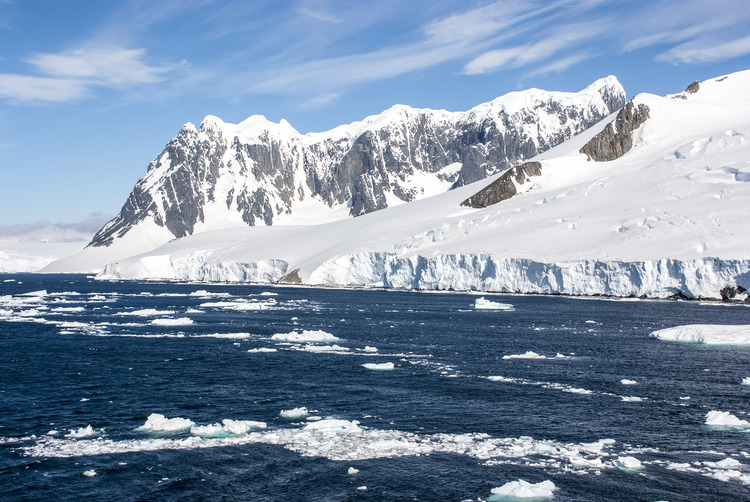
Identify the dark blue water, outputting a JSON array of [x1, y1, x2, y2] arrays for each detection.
[[2, 274, 750, 501]]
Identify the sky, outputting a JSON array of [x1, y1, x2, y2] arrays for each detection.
[[1, 0, 749, 240]]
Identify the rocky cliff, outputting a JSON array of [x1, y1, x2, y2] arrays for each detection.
[[90, 77, 625, 247]]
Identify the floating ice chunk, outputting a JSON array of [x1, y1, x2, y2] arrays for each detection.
[[66, 425, 100, 439], [362, 346, 378, 353], [51, 307, 85, 313], [199, 301, 274, 311], [348, 467, 359, 475], [362, 362, 395, 370], [20, 290, 47, 297], [621, 396, 645, 402], [190, 424, 231, 438], [711, 457, 742, 469], [650, 324, 750, 345], [271, 330, 338, 342], [83, 469, 96, 477], [259, 292, 278, 296], [199, 332, 253, 339], [620, 379, 638, 385], [742, 377, 750, 386], [490, 479, 556, 499], [564, 387, 593, 395], [705, 410, 750, 428], [122, 309, 176, 316], [247, 348, 277, 353], [570, 456, 604, 468], [137, 413, 195, 433], [301, 344, 349, 353], [280, 407, 309, 420], [614, 456, 642, 470], [150, 317, 193, 326], [503, 351, 545, 360], [303, 419, 360, 433], [190, 419, 266, 437], [474, 297, 514, 310], [222, 419, 266, 435]]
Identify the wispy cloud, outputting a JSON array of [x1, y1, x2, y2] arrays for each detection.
[[658, 35, 750, 64], [0, 46, 173, 103]]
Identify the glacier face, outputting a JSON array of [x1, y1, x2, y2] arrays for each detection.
[[89, 77, 625, 247], [99, 252, 750, 300]]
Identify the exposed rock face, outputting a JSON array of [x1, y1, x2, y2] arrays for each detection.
[[579, 100, 650, 162], [685, 81, 700, 94], [90, 77, 625, 247], [460, 162, 542, 208]]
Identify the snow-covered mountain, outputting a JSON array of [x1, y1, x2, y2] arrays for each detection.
[[69, 69, 750, 300], [87, 77, 624, 251]]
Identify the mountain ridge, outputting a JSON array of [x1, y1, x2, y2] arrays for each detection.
[[88, 76, 625, 248]]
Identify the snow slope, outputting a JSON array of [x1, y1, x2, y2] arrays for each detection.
[[53, 70, 750, 299], [0, 241, 86, 273]]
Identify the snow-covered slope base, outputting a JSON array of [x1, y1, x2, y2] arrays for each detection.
[[92, 70, 750, 299]]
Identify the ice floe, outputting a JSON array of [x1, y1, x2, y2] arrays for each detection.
[[303, 419, 361, 433], [362, 362, 395, 370], [137, 413, 195, 433], [620, 379, 638, 385], [474, 297, 514, 310], [65, 425, 101, 439], [247, 347, 277, 353], [121, 309, 176, 316], [83, 469, 97, 477], [280, 407, 309, 420], [190, 419, 266, 438], [502, 351, 567, 360], [742, 377, 750, 386], [150, 317, 193, 326], [271, 330, 338, 343], [705, 410, 750, 428], [650, 324, 750, 345], [490, 479, 556, 499], [613, 456, 643, 470], [199, 300, 275, 311]]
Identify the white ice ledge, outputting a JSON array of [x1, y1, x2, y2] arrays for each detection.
[[99, 252, 750, 300]]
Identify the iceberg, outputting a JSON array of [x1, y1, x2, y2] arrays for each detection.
[[150, 317, 194, 326], [650, 324, 750, 345], [280, 407, 309, 420], [705, 410, 750, 428], [613, 456, 642, 470], [490, 479, 556, 499], [271, 330, 338, 342], [362, 362, 395, 370], [474, 297, 514, 310], [137, 413, 195, 433]]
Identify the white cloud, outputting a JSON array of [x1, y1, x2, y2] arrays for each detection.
[[464, 22, 605, 75], [0, 46, 171, 103], [27, 47, 167, 85], [657, 35, 750, 64], [0, 74, 88, 102]]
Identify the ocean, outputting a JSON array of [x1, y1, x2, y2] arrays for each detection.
[[2, 274, 750, 501]]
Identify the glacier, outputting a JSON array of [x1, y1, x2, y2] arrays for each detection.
[[45, 70, 750, 301]]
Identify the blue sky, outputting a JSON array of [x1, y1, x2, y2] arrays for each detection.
[[1, 0, 750, 237]]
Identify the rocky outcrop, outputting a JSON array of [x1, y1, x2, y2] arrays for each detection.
[[685, 81, 700, 94], [579, 100, 650, 162], [460, 162, 542, 208], [90, 77, 625, 247]]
